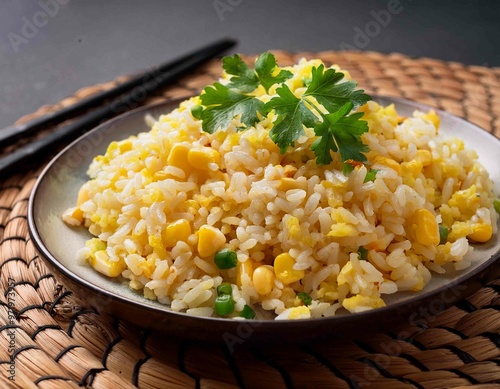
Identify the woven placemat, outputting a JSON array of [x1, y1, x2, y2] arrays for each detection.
[[1, 50, 500, 389]]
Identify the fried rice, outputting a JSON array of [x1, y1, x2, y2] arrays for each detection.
[[62, 58, 498, 320]]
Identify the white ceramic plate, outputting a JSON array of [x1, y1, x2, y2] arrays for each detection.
[[28, 97, 500, 342]]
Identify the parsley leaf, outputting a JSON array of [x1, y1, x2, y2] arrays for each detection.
[[223, 54, 259, 93], [305, 65, 371, 112], [255, 52, 293, 93], [199, 83, 264, 134], [364, 168, 378, 183], [224, 52, 293, 93], [197, 52, 372, 169], [297, 292, 312, 306], [264, 84, 318, 152], [311, 102, 369, 166], [358, 247, 368, 261]]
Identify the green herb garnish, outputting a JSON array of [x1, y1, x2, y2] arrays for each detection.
[[439, 225, 449, 245], [214, 294, 235, 316], [214, 249, 238, 269], [196, 52, 371, 170], [217, 282, 233, 296], [358, 246, 368, 261], [239, 304, 256, 319], [364, 169, 378, 183], [494, 198, 500, 215], [297, 292, 312, 306], [224, 52, 293, 93]]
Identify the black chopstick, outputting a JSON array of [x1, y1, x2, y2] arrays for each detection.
[[0, 38, 236, 148], [0, 38, 236, 179]]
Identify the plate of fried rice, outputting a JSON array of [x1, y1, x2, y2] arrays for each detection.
[[29, 56, 500, 340]]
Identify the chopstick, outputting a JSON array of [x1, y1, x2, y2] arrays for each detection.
[[0, 38, 236, 148], [0, 38, 236, 179]]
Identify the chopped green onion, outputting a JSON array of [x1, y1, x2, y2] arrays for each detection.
[[214, 249, 238, 269], [358, 246, 368, 261], [494, 198, 500, 215], [297, 292, 312, 306], [240, 304, 256, 319], [191, 105, 203, 120], [217, 282, 232, 296], [364, 169, 378, 183], [439, 225, 449, 245], [214, 294, 235, 316]]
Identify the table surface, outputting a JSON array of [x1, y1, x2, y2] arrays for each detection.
[[0, 0, 499, 130]]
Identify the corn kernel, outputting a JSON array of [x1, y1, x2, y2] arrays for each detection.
[[167, 143, 191, 173], [401, 160, 423, 178], [119, 140, 133, 153], [468, 223, 493, 243], [164, 219, 191, 247], [237, 259, 254, 287], [408, 209, 440, 246], [188, 147, 221, 170], [373, 156, 401, 174], [279, 177, 307, 191], [197, 225, 226, 257], [253, 265, 275, 295], [416, 150, 432, 166], [274, 253, 305, 285], [92, 250, 126, 278]]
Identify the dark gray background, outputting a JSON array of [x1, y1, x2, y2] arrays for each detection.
[[1, 0, 499, 130]]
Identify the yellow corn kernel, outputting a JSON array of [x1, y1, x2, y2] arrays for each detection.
[[237, 259, 254, 287], [197, 225, 226, 257], [92, 250, 126, 278], [164, 219, 191, 248], [468, 223, 493, 243], [373, 156, 401, 174], [423, 110, 440, 130], [188, 147, 221, 170], [61, 206, 84, 226], [274, 253, 305, 285], [409, 209, 440, 246], [279, 177, 308, 191], [401, 160, 423, 178], [167, 143, 191, 173], [253, 265, 275, 295], [416, 150, 432, 166], [119, 140, 133, 153]]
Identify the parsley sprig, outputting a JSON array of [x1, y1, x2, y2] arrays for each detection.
[[194, 52, 371, 169]]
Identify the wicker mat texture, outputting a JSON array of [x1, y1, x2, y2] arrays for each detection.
[[1, 50, 500, 389]]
